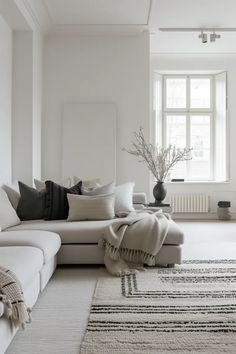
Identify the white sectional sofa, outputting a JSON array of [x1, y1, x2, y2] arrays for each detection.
[[0, 192, 184, 353]]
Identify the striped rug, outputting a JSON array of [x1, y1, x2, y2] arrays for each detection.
[[80, 260, 236, 354]]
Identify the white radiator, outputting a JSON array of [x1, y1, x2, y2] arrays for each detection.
[[170, 194, 209, 213]]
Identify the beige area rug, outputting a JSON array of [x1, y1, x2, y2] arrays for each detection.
[[80, 260, 236, 354]]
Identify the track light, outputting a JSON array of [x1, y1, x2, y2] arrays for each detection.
[[210, 32, 221, 42], [198, 31, 207, 43]]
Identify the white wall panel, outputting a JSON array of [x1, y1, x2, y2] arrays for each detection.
[[0, 16, 12, 184], [62, 103, 116, 183]]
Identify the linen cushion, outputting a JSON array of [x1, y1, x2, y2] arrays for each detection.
[[34, 177, 101, 191], [82, 181, 115, 196], [44, 180, 82, 220], [0, 188, 21, 231], [67, 193, 115, 221], [34, 178, 46, 192], [17, 182, 45, 220], [114, 182, 135, 215]]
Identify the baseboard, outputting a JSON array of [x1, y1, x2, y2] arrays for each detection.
[[172, 212, 236, 220]]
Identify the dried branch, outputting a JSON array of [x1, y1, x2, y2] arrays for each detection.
[[123, 127, 192, 182]]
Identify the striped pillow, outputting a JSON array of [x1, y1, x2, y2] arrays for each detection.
[[44, 180, 82, 220]]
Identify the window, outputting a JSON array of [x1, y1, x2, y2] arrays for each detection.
[[153, 73, 227, 182]]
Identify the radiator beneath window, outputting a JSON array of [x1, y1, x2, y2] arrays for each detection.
[[170, 194, 209, 213]]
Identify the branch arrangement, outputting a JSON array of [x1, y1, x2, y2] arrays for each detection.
[[123, 128, 192, 182]]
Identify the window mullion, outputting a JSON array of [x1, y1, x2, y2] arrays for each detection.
[[186, 113, 191, 179]]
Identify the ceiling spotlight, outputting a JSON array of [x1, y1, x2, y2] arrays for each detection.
[[198, 31, 208, 43], [210, 32, 221, 42]]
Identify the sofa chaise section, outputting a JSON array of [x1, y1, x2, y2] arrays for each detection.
[[0, 231, 61, 353], [0, 231, 61, 290], [0, 246, 43, 353], [7, 218, 184, 266]]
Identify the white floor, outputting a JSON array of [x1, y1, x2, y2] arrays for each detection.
[[6, 220, 236, 354]]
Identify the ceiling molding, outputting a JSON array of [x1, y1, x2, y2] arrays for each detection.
[[14, 0, 41, 31]]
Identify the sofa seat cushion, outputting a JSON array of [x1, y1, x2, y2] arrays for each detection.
[[7, 218, 184, 245], [0, 231, 61, 263], [0, 246, 43, 289]]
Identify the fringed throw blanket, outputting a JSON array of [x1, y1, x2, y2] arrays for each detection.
[[0, 266, 31, 328], [99, 210, 169, 276]]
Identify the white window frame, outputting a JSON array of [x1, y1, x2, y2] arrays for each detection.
[[162, 74, 214, 181]]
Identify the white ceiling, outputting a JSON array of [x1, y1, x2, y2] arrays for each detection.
[[44, 0, 151, 25], [9, 0, 236, 53]]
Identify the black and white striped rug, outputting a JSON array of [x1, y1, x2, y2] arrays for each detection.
[[80, 260, 236, 353]]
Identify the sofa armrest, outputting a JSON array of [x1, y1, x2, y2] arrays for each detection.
[[133, 192, 147, 205]]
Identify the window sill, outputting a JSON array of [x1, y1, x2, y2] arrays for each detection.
[[165, 181, 230, 184]]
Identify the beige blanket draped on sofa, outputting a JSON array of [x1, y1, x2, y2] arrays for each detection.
[[99, 210, 169, 276]]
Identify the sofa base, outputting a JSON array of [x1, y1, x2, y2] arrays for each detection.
[[40, 256, 57, 291], [57, 244, 182, 266]]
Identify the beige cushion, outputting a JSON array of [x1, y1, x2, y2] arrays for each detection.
[[0, 188, 21, 231], [1, 184, 20, 210], [0, 230, 61, 263], [67, 193, 115, 221], [7, 219, 184, 245], [34, 177, 101, 191], [82, 181, 115, 196], [34, 178, 46, 192]]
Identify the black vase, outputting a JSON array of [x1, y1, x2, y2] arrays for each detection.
[[153, 182, 167, 205]]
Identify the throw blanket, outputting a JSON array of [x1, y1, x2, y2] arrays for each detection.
[[0, 266, 31, 328], [99, 210, 169, 276]]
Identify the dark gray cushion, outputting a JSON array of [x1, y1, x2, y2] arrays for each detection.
[[17, 182, 45, 220], [44, 180, 82, 220]]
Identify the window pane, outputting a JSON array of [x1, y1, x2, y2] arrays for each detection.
[[190, 78, 211, 109], [166, 115, 186, 148], [166, 115, 186, 179], [189, 115, 211, 179], [166, 78, 186, 108]]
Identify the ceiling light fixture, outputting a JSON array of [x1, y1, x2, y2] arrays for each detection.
[[158, 27, 234, 44], [159, 28, 236, 32], [199, 31, 208, 43], [210, 32, 221, 42]]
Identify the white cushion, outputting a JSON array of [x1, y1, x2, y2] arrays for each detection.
[[0, 246, 43, 289], [67, 193, 115, 221], [82, 181, 115, 196], [0, 230, 61, 263], [0, 188, 21, 231], [115, 182, 135, 215], [1, 184, 20, 210]]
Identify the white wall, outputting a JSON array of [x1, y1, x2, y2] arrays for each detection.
[[0, 15, 12, 184], [42, 33, 150, 195], [151, 54, 236, 213]]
